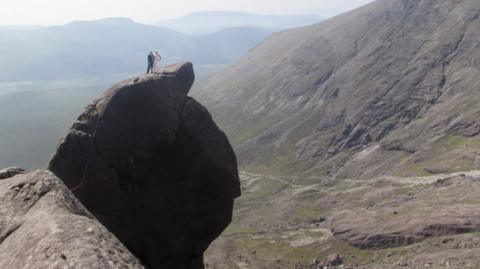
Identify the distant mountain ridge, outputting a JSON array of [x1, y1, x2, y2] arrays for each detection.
[[157, 11, 322, 34], [0, 17, 270, 80]]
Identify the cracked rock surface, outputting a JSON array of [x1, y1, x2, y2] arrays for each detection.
[[0, 170, 143, 269]]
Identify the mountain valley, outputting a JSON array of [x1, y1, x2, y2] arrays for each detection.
[[195, 0, 480, 267]]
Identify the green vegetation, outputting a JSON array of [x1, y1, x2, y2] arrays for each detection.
[[219, 229, 375, 268]]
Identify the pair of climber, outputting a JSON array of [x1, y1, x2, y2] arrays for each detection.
[[147, 51, 162, 74]]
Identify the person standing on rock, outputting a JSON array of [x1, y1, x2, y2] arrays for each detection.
[[146, 52, 154, 74], [153, 51, 162, 73]]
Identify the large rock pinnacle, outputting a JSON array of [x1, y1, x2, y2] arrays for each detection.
[[48, 62, 241, 269]]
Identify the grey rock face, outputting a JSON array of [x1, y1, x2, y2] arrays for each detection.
[[332, 201, 480, 250], [0, 170, 143, 269], [48, 63, 240, 269], [326, 254, 343, 266]]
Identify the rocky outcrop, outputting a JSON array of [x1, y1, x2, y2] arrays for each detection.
[[0, 170, 143, 269], [332, 215, 480, 249], [0, 167, 25, 180], [330, 174, 480, 249], [48, 63, 241, 269]]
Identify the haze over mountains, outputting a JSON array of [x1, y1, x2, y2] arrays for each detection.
[[0, 12, 321, 81], [0, 17, 270, 80], [157, 11, 323, 34]]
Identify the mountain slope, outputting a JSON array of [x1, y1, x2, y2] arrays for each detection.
[[189, 27, 271, 64], [157, 11, 322, 34], [196, 0, 480, 179], [0, 18, 269, 80]]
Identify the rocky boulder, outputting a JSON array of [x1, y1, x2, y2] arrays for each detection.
[[0, 170, 143, 269], [48, 62, 241, 269]]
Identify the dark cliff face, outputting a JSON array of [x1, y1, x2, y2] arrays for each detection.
[[48, 63, 241, 269], [196, 0, 480, 178]]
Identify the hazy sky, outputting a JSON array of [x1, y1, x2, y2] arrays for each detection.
[[1, 0, 375, 26]]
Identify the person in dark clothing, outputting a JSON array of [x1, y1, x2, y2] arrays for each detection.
[[146, 52, 154, 74]]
